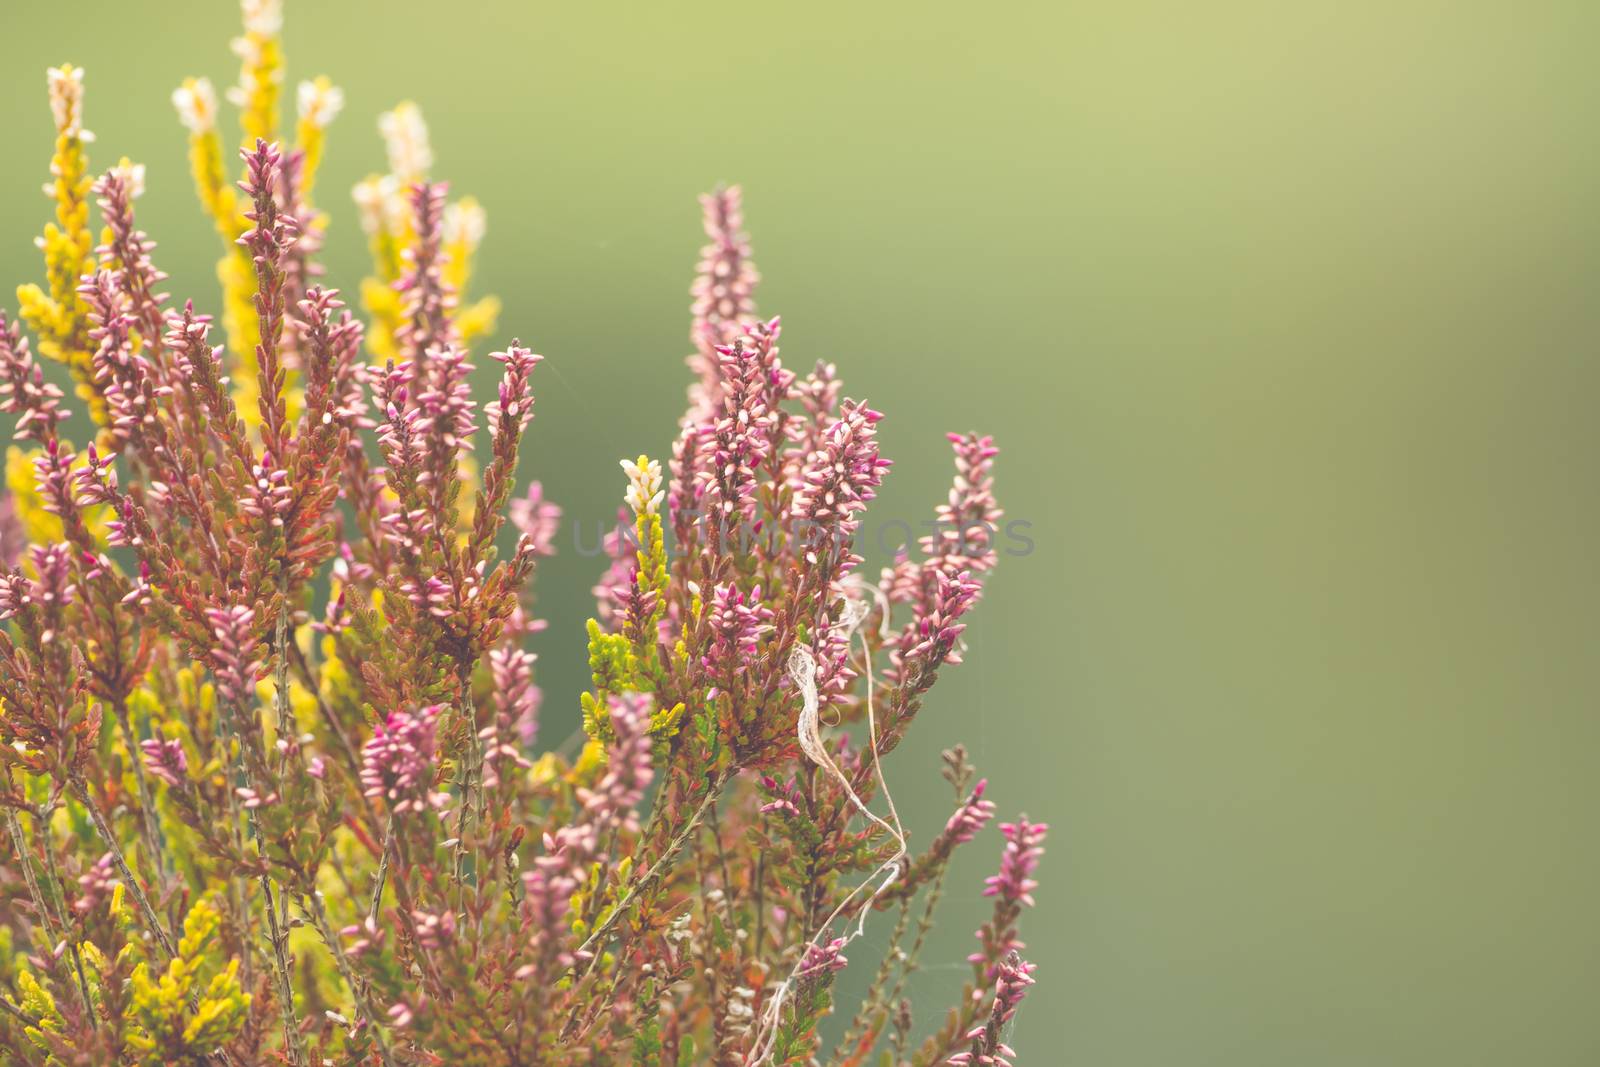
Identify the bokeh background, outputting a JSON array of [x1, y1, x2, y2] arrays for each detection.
[[3, 1, 1598, 1063]]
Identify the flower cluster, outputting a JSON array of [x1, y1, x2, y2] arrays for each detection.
[[0, 4, 1045, 1066]]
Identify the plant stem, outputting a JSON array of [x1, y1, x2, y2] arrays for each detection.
[[3, 800, 56, 942], [833, 897, 913, 1061], [272, 595, 299, 777], [112, 694, 168, 881], [568, 768, 732, 989], [255, 858, 305, 1067], [0, 994, 39, 1028], [70, 777, 179, 960], [302, 891, 395, 1066], [886, 861, 951, 1062], [368, 818, 394, 926], [35, 812, 97, 1027]]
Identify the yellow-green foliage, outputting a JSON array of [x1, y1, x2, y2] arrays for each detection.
[[171, 76, 258, 407], [16, 969, 65, 1056], [233, 16, 283, 150], [176, 78, 238, 233], [583, 620, 633, 733], [443, 196, 501, 345], [293, 76, 337, 203], [14, 65, 105, 436], [580, 619, 685, 777], [125, 896, 250, 1065]]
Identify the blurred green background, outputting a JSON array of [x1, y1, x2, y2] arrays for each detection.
[[4, 1, 1598, 1063]]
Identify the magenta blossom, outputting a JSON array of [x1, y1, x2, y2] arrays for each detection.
[[360, 704, 447, 815]]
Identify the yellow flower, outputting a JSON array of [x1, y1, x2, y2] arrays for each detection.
[[294, 76, 343, 200], [16, 64, 106, 434]]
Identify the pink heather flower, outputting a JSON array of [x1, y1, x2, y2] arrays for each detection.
[[0, 573, 31, 624], [692, 184, 759, 341], [480, 719, 533, 792], [945, 779, 997, 847], [923, 433, 1003, 573], [0, 309, 69, 443], [295, 288, 371, 430], [392, 183, 473, 497], [667, 419, 705, 520], [590, 509, 635, 627], [401, 574, 456, 619], [28, 543, 74, 616], [411, 908, 456, 951], [206, 605, 262, 705], [388, 996, 424, 1030], [140, 737, 189, 788], [686, 184, 760, 419], [788, 359, 841, 462], [503, 601, 548, 641], [395, 182, 455, 367], [809, 601, 865, 697], [80, 268, 172, 450], [704, 582, 773, 666], [576, 693, 655, 832], [696, 324, 783, 524], [984, 817, 1046, 909], [759, 775, 801, 818], [948, 952, 1036, 1067], [489, 644, 542, 747], [340, 915, 386, 958], [237, 140, 299, 455], [615, 568, 661, 652], [331, 541, 374, 587], [240, 450, 292, 525], [519, 819, 606, 979], [70, 442, 119, 513], [80, 550, 107, 582], [887, 432, 1002, 592], [163, 301, 211, 358], [360, 704, 446, 815], [73, 853, 118, 916], [275, 150, 322, 335], [903, 568, 982, 667], [94, 167, 171, 351], [971, 817, 1047, 974], [518, 856, 582, 976], [486, 341, 543, 437], [881, 433, 1002, 681], [375, 364, 421, 466], [0, 497, 23, 571], [481, 645, 538, 790], [237, 139, 299, 266], [413, 343, 476, 483], [235, 786, 278, 809], [751, 318, 796, 415], [509, 481, 561, 557], [793, 399, 891, 536], [798, 936, 849, 979], [121, 560, 153, 611], [992, 952, 1036, 1018], [319, 587, 350, 636]]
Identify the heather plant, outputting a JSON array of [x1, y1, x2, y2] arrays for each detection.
[[0, 3, 1044, 1065]]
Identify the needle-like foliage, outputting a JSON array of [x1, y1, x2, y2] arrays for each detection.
[[0, 4, 1044, 1065]]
